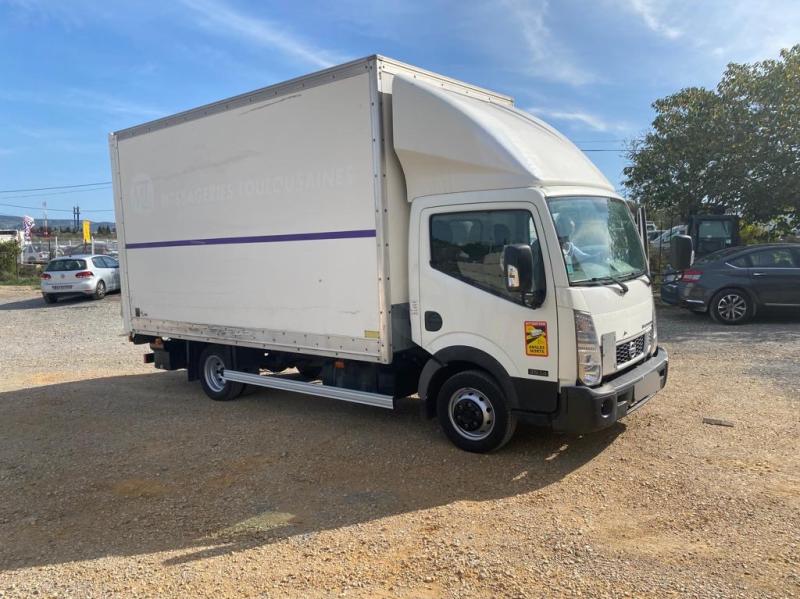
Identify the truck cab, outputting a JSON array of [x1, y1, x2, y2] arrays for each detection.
[[393, 74, 668, 451], [687, 214, 740, 258]]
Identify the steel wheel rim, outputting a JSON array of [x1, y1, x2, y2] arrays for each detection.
[[718, 294, 746, 321], [448, 387, 495, 441], [203, 355, 226, 393]]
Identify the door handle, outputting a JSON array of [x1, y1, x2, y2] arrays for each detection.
[[753, 271, 767, 276], [424, 311, 443, 332]]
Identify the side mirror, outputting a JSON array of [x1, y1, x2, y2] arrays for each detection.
[[503, 244, 533, 292], [672, 235, 694, 270]]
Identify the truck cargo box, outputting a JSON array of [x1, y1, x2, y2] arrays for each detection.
[[110, 56, 511, 363]]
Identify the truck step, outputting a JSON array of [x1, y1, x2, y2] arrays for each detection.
[[221, 369, 395, 410]]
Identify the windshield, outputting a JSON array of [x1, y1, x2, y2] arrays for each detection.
[[547, 196, 647, 285]]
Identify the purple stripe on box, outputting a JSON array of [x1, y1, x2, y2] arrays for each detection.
[[126, 228, 377, 249]]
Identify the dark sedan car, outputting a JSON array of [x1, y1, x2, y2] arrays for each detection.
[[660, 270, 680, 305], [675, 243, 800, 324]]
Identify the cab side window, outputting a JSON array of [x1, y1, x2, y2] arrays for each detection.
[[430, 209, 543, 306]]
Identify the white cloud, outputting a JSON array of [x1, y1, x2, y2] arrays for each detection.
[[0, 0, 85, 27], [528, 106, 628, 133], [616, 0, 800, 64], [500, 0, 596, 86], [0, 89, 164, 119], [64, 90, 164, 118], [621, 0, 682, 39], [179, 0, 345, 69]]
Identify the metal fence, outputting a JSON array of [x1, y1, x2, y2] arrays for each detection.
[[646, 213, 684, 286], [20, 238, 118, 265]]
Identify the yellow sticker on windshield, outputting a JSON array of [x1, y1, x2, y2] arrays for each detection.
[[525, 321, 548, 357]]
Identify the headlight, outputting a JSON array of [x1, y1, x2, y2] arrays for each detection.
[[574, 311, 602, 386], [649, 307, 658, 356]]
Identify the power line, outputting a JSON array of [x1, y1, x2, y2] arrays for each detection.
[[572, 139, 628, 144], [0, 202, 113, 213], [0, 181, 112, 194], [0, 187, 114, 201]]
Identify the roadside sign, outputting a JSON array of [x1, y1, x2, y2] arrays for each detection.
[[83, 220, 91, 243]]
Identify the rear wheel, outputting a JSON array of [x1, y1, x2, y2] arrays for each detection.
[[710, 288, 752, 324], [93, 280, 106, 300], [199, 346, 244, 401], [437, 370, 516, 453], [42, 293, 57, 304]]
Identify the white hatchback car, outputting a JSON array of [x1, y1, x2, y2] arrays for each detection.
[[40, 254, 121, 303]]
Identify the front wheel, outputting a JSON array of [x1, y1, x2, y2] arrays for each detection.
[[199, 346, 244, 401], [710, 288, 753, 325], [437, 370, 516, 453]]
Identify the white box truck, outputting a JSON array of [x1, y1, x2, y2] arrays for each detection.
[[110, 55, 668, 452]]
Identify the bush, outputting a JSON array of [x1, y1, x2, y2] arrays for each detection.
[[0, 240, 19, 281]]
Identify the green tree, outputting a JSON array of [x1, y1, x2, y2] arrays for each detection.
[[625, 45, 800, 225]]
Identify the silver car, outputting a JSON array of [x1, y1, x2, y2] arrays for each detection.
[[40, 254, 121, 304]]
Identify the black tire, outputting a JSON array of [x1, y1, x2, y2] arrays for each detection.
[[436, 370, 517, 453], [199, 346, 244, 401], [93, 280, 106, 300], [42, 293, 57, 304], [710, 288, 753, 325], [296, 362, 322, 379]]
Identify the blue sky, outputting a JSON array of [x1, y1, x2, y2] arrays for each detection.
[[1, 0, 798, 220]]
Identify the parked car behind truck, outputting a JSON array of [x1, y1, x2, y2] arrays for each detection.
[[40, 255, 120, 303], [110, 55, 668, 452], [674, 243, 800, 324]]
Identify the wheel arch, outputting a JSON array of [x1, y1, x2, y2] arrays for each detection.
[[418, 346, 519, 418]]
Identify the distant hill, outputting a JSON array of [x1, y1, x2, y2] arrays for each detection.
[[0, 214, 115, 232]]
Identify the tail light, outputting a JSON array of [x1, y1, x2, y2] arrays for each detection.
[[40, 273, 51, 280], [75, 271, 94, 279], [680, 269, 703, 282]]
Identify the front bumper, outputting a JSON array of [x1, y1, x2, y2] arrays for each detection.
[[551, 347, 669, 434]]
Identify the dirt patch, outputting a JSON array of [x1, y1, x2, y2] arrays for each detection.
[[1, 287, 798, 597]]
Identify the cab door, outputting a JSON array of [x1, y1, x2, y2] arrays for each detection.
[[414, 190, 559, 411]]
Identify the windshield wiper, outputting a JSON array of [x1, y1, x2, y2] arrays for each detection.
[[606, 275, 629, 294], [577, 276, 629, 294], [642, 272, 653, 286]]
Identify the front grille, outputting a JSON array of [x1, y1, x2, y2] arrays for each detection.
[[616, 334, 646, 366]]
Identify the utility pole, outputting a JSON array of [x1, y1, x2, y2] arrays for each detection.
[[43, 201, 48, 237]]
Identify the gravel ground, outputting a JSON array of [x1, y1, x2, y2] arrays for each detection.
[[0, 285, 798, 598]]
